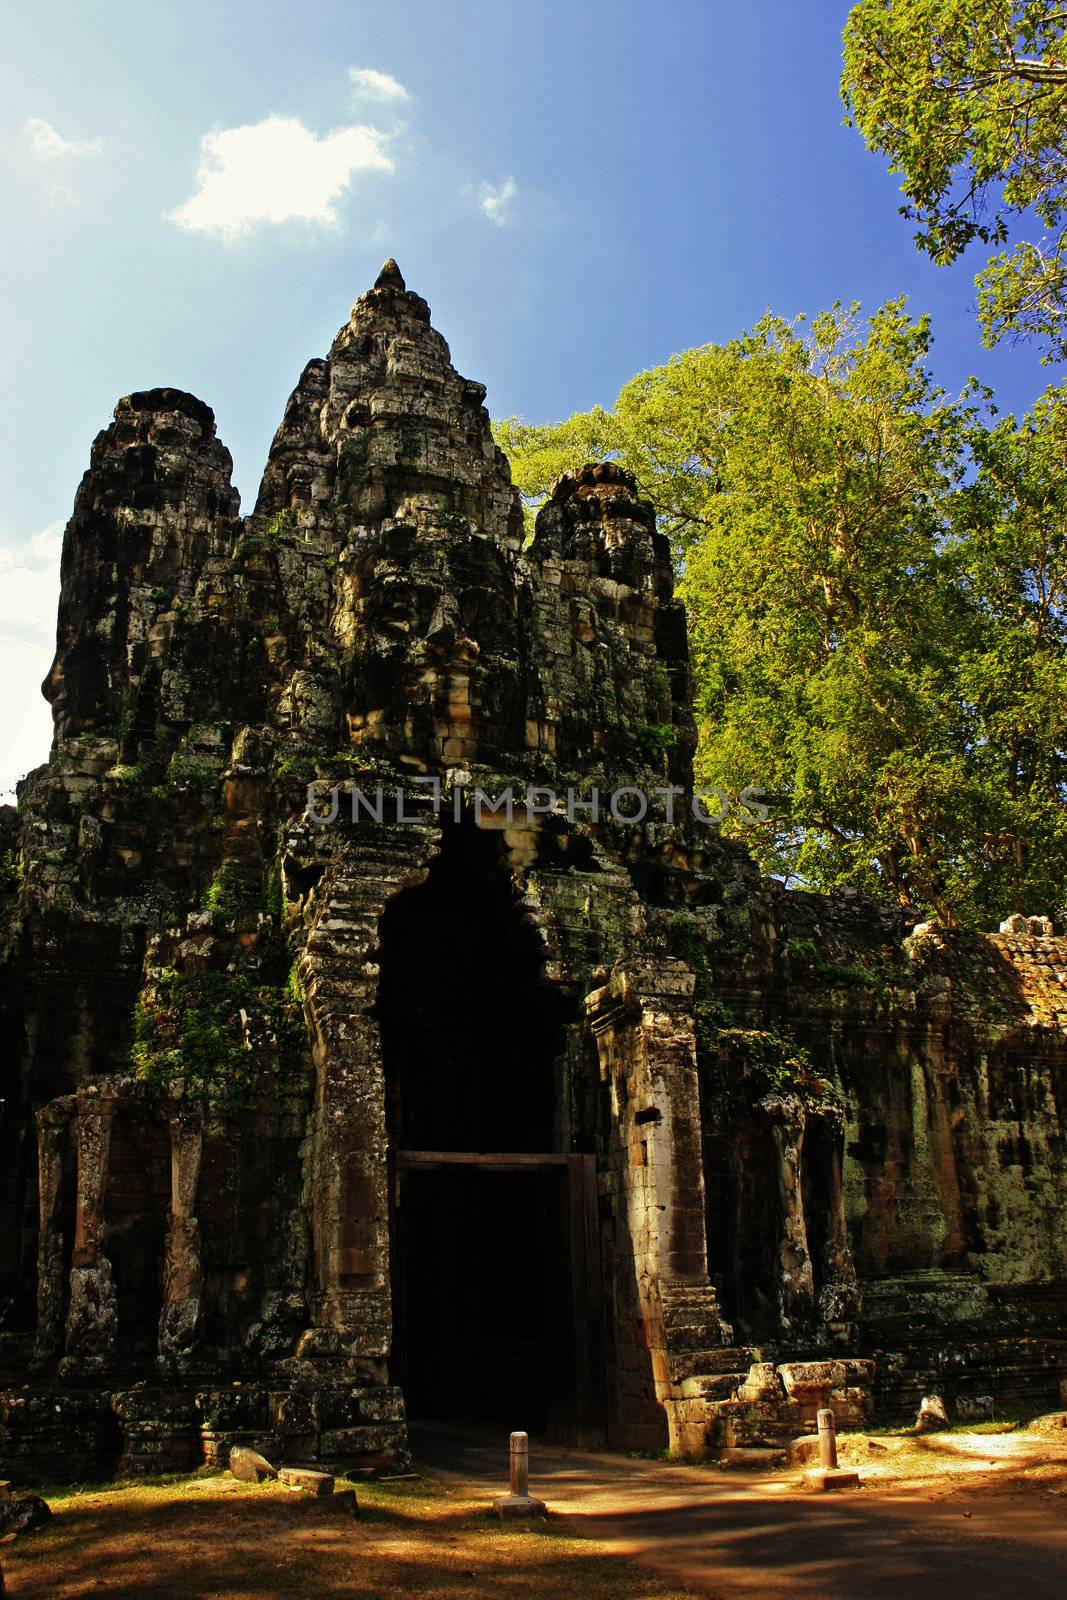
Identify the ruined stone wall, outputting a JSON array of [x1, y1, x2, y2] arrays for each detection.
[[685, 879, 1067, 1416]]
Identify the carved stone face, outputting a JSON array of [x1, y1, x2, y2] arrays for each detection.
[[334, 513, 521, 766]]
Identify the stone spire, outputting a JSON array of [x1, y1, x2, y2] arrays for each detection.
[[253, 263, 522, 551], [373, 257, 405, 291]]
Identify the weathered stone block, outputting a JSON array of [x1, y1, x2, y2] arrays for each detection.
[[279, 1467, 334, 1496], [229, 1445, 278, 1482]]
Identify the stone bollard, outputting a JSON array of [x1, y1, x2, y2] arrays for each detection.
[[803, 1407, 859, 1492], [510, 1431, 529, 1497], [492, 1431, 547, 1518]]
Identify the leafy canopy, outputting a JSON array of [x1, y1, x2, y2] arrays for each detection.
[[841, 1, 1067, 359], [495, 307, 1067, 928]]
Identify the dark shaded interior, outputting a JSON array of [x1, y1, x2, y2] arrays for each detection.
[[394, 1166, 573, 1432], [105, 1109, 170, 1360], [705, 1118, 783, 1341], [802, 1118, 836, 1295], [378, 821, 576, 1432], [377, 821, 561, 1154]]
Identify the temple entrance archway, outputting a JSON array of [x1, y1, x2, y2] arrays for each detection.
[[376, 822, 606, 1444]]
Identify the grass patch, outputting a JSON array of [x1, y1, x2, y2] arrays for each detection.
[[6, 1469, 701, 1599]]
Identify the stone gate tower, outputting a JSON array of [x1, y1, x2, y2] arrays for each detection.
[[1, 264, 1065, 1479]]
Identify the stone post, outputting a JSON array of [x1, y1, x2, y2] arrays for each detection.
[[510, 1430, 529, 1496], [493, 1431, 546, 1517], [33, 1097, 75, 1363], [158, 1107, 205, 1366], [65, 1085, 119, 1362], [804, 1404, 859, 1491]]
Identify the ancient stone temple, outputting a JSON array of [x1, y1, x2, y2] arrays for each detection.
[[1, 262, 1065, 1479]]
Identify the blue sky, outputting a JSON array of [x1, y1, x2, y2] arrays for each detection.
[[0, 0, 1054, 798]]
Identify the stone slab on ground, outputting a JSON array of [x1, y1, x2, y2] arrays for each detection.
[[0, 1495, 53, 1538], [279, 1468, 334, 1497], [722, 1446, 788, 1469]]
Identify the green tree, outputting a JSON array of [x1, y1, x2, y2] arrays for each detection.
[[946, 383, 1067, 918], [495, 307, 1067, 927], [841, 1, 1067, 360]]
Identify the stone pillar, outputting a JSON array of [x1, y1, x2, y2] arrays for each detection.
[[33, 1097, 75, 1362], [763, 1093, 815, 1337], [297, 823, 437, 1368], [158, 1108, 205, 1367], [588, 959, 729, 1456], [816, 1122, 860, 1330], [65, 1085, 119, 1363]]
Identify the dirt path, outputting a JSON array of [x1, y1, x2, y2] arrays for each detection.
[[414, 1423, 1067, 1600]]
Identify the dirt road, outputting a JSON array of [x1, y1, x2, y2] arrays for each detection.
[[415, 1423, 1067, 1600]]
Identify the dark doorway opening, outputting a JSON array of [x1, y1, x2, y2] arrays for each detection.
[[377, 824, 605, 1443], [376, 821, 562, 1154], [105, 1107, 170, 1362], [706, 1117, 783, 1341], [802, 1118, 835, 1300], [392, 1153, 604, 1443], [395, 1164, 561, 1433]]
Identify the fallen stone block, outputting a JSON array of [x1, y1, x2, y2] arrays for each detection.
[[279, 1467, 334, 1497], [229, 1445, 278, 1482], [1027, 1411, 1067, 1435], [721, 1446, 787, 1470], [915, 1395, 949, 1433], [0, 1493, 53, 1538]]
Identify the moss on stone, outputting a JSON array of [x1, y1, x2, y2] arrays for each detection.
[[130, 957, 305, 1116], [707, 1026, 837, 1108], [0, 849, 22, 893]]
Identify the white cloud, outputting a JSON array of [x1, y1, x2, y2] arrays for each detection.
[[0, 523, 62, 800], [0, 522, 63, 638], [480, 177, 518, 227], [23, 117, 104, 160], [168, 114, 393, 238], [0, 635, 54, 801], [349, 67, 409, 103]]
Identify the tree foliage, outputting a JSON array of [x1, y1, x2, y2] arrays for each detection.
[[841, 1, 1067, 359], [495, 308, 1067, 927]]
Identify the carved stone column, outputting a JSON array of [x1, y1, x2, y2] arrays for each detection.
[[158, 1107, 205, 1367], [33, 1096, 76, 1362], [297, 821, 437, 1370], [588, 958, 729, 1455], [815, 1118, 860, 1331], [763, 1093, 815, 1337], [64, 1085, 119, 1363]]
